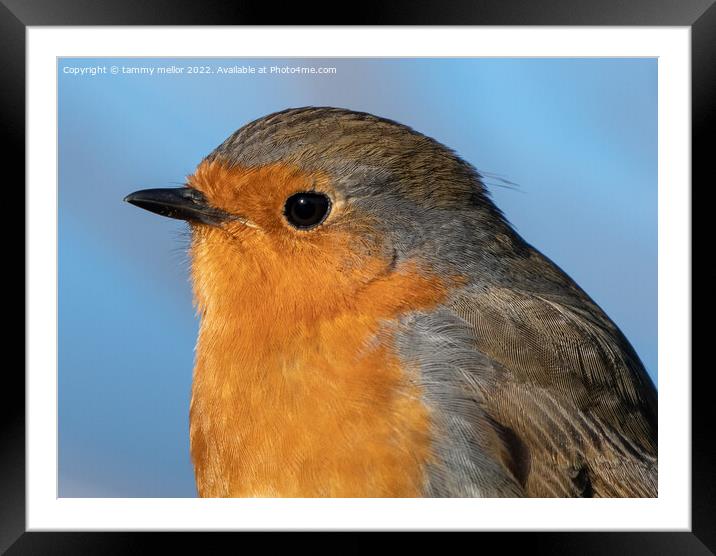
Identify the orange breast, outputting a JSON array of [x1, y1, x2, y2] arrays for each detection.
[[189, 252, 455, 496]]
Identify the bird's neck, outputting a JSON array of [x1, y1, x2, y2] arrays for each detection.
[[187, 237, 454, 497]]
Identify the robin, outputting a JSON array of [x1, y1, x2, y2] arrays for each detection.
[[125, 107, 657, 498]]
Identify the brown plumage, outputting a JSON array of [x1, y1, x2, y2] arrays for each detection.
[[126, 107, 657, 497], [452, 287, 656, 497]]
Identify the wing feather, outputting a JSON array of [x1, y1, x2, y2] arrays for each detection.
[[449, 286, 657, 497]]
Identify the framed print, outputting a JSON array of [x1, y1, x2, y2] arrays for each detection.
[[8, 0, 713, 552]]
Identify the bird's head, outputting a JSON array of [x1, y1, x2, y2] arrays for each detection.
[[125, 107, 519, 324]]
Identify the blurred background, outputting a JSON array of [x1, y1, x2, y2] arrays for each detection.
[[58, 57, 657, 497]]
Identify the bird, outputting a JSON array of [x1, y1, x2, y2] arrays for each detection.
[[125, 106, 657, 498]]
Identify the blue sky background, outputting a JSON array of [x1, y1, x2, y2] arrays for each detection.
[[58, 57, 657, 497]]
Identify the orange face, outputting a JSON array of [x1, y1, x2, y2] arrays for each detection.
[[187, 159, 423, 321]]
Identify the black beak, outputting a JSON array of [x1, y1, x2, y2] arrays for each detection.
[[124, 187, 230, 227]]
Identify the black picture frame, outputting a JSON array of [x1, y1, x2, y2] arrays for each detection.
[[7, 0, 712, 552]]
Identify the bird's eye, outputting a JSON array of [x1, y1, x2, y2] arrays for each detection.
[[283, 192, 331, 230]]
